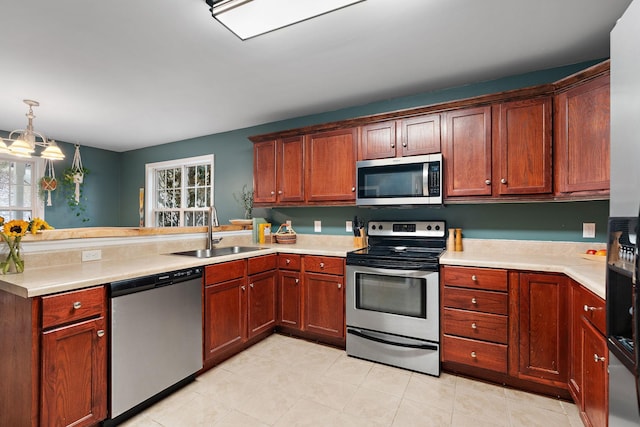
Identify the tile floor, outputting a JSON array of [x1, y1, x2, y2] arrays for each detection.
[[121, 334, 583, 427]]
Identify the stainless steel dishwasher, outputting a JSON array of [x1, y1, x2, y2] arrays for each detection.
[[105, 267, 203, 426]]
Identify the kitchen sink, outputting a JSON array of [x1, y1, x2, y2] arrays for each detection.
[[171, 246, 265, 258]]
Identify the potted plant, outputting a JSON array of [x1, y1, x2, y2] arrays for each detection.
[[233, 184, 254, 219]]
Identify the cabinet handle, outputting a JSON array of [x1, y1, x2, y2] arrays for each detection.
[[583, 305, 597, 312], [471, 275, 477, 281], [270, 191, 275, 195], [337, 283, 342, 289], [241, 285, 246, 291], [320, 262, 325, 268], [501, 178, 507, 184], [249, 283, 254, 288], [485, 179, 491, 185], [286, 259, 291, 264], [470, 351, 477, 358], [295, 279, 299, 284], [471, 297, 477, 304], [351, 187, 356, 192], [594, 354, 606, 363], [471, 322, 477, 329], [73, 301, 82, 310], [97, 330, 105, 338]]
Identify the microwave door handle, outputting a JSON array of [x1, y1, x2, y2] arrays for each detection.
[[348, 328, 438, 351], [422, 163, 428, 196]]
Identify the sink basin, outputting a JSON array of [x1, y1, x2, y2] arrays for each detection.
[[171, 246, 265, 258]]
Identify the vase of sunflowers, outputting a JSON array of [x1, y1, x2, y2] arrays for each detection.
[[0, 217, 53, 274]]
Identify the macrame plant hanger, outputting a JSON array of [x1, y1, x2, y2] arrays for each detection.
[[42, 159, 57, 206], [71, 144, 84, 204]]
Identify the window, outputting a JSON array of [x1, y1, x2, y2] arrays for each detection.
[[145, 155, 214, 227], [0, 155, 44, 221]]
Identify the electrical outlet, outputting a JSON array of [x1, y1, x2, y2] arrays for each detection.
[[346, 220, 353, 232], [82, 249, 102, 262], [314, 220, 322, 233], [286, 220, 292, 227], [583, 223, 596, 239]]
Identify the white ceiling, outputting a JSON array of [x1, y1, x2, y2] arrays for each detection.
[[0, 0, 632, 152]]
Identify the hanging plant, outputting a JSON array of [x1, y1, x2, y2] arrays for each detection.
[[39, 159, 57, 206], [61, 145, 90, 223]]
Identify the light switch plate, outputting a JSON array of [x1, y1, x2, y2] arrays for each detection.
[[314, 220, 321, 232], [583, 223, 596, 239], [286, 220, 292, 227]]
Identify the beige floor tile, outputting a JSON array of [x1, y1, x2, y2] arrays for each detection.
[[238, 383, 301, 425], [191, 369, 259, 410], [324, 353, 374, 385], [453, 380, 508, 421], [505, 387, 566, 414], [148, 392, 231, 426], [213, 409, 269, 427], [302, 375, 359, 411], [343, 387, 402, 426], [455, 376, 506, 400], [508, 403, 574, 427], [361, 363, 411, 397], [392, 398, 453, 427], [332, 411, 387, 427], [451, 410, 509, 427], [118, 413, 162, 427], [274, 398, 341, 427], [403, 373, 456, 412]]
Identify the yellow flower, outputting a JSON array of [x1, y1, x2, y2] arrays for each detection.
[[0, 216, 4, 226], [3, 220, 30, 238], [29, 218, 53, 234]]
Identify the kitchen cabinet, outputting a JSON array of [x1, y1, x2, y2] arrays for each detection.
[[554, 73, 610, 196], [441, 266, 509, 374], [303, 256, 345, 340], [277, 254, 302, 329], [305, 128, 357, 203], [253, 137, 304, 204], [359, 114, 441, 160], [442, 106, 493, 197], [0, 286, 108, 427], [569, 280, 608, 427], [493, 97, 552, 195], [509, 272, 569, 389], [247, 255, 277, 338]]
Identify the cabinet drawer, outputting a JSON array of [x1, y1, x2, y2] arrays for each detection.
[[278, 254, 301, 270], [248, 254, 277, 275], [579, 287, 606, 335], [443, 334, 508, 373], [41, 286, 105, 329], [304, 256, 344, 275], [205, 260, 246, 285], [443, 287, 508, 315], [443, 308, 508, 344], [442, 266, 508, 292]]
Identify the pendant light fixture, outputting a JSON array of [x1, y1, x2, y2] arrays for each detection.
[[0, 99, 66, 160]]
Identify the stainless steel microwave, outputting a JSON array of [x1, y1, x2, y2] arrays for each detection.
[[355, 154, 442, 206]]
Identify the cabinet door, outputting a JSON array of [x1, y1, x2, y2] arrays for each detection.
[[253, 140, 277, 203], [443, 106, 492, 197], [277, 136, 305, 202], [204, 278, 247, 361], [555, 74, 610, 194], [303, 272, 345, 338], [510, 273, 569, 385], [569, 281, 583, 403], [360, 121, 397, 160], [278, 270, 301, 328], [399, 114, 441, 156], [305, 129, 357, 202], [247, 270, 277, 338], [582, 317, 608, 427], [41, 317, 107, 427], [494, 98, 552, 195]]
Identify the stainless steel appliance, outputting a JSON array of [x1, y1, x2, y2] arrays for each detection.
[[608, 1, 640, 424], [105, 267, 203, 426], [355, 154, 442, 206], [346, 220, 445, 376]]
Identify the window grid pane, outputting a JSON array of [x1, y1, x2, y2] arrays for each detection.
[[0, 159, 38, 221]]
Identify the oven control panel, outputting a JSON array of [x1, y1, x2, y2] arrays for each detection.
[[367, 221, 446, 237]]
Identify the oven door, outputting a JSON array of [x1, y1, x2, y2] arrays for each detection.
[[345, 265, 439, 342]]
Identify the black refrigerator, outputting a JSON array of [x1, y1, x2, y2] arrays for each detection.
[[608, 0, 640, 424]]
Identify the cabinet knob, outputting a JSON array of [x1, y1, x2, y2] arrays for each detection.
[[470, 351, 477, 358], [241, 285, 246, 291], [270, 191, 275, 195], [337, 283, 342, 289], [583, 305, 597, 312], [485, 179, 491, 185], [278, 190, 283, 195], [500, 178, 507, 184], [594, 354, 606, 363], [471, 297, 477, 304], [249, 283, 254, 288], [471, 322, 477, 329], [295, 279, 299, 284], [97, 330, 105, 338], [402, 142, 407, 147], [320, 262, 325, 268], [286, 259, 291, 264], [391, 143, 395, 148], [73, 301, 82, 310], [471, 275, 477, 281], [351, 187, 356, 192]]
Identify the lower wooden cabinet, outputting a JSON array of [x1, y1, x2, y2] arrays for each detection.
[[204, 277, 247, 361], [303, 271, 345, 338], [278, 269, 301, 328], [248, 269, 277, 338]]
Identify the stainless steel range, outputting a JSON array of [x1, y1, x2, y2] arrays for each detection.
[[345, 220, 445, 376]]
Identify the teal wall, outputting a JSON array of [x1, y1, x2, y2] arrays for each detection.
[[4, 59, 609, 242]]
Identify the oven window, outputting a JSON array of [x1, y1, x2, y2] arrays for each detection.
[[355, 273, 426, 318]]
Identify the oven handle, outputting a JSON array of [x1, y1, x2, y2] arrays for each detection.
[[347, 328, 438, 350]]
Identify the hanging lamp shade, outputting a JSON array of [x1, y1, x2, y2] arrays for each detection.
[[40, 140, 65, 160]]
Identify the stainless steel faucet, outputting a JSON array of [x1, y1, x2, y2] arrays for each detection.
[[207, 206, 222, 250]]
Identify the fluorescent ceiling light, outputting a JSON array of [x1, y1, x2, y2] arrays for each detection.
[[211, 0, 365, 40]]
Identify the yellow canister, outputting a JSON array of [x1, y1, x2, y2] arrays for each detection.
[[259, 223, 271, 244]]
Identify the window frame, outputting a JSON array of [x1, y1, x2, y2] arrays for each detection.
[[0, 154, 45, 221], [144, 154, 214, 227]]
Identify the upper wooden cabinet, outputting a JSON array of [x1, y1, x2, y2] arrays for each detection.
[[443, 106, 493, 197], [253, 137, 304, 204], [493, 97, 553, 195], [359, 114, 441, 160], [305, 128, 357, 203], [554, 73, 610, 196]]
